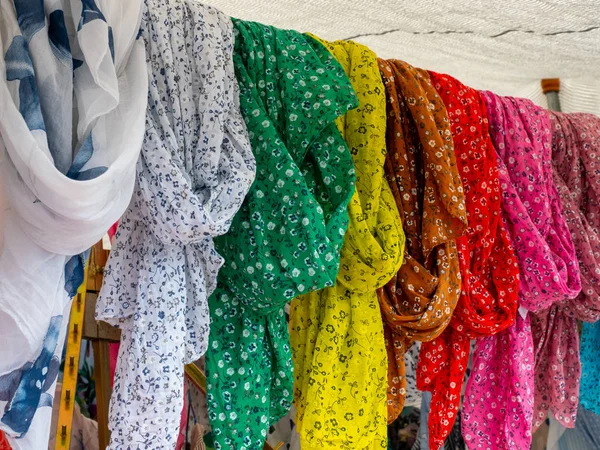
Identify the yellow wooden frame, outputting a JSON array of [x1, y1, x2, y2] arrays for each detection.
[[54, 258, 90, 449]]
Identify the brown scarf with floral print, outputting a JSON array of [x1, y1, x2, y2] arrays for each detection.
[[376, 59, 468, 423]]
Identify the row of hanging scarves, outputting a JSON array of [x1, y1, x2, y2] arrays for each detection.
[[112, 12, 600, 450], [1, 0, 599, 449]]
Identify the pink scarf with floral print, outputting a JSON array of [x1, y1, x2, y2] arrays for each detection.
[[529, 111, 600, 430], [462, 93, 581, 450]]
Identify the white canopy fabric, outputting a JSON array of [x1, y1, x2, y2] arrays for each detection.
[[206, 0, 600, 115]]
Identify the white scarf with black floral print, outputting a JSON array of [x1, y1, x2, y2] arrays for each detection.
[[96, 0, 255, 447]]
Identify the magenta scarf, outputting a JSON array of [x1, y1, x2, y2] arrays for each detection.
[[530, 112, 600, 430], [462, 93, 581, 449]]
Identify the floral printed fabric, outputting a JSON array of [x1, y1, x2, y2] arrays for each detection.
[[417, 72, 520, 449], [549, 113, 600, 322], [376, 59, 468, 425], [530, 306, 580, 430], [205, 21, 358, 450], [0, 1, 146, 448], [462, 315, 535, 449], [96, 1, 255, 448], [545, 112, 600, 424], [462, 93, 581, 450], [290, 37, 405, 450], [581, 323, 600, 417]]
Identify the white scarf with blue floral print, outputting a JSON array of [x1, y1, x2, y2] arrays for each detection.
[[0, 0, 147, 448]]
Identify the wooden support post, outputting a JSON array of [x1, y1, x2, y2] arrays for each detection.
[[93, 339, 112, 450], [83, 292, 120, 450], [541, 78, 561, 112]]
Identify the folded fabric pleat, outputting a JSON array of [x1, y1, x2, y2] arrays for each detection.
[[463, 92, 581, 450], [205, 21, 358, 450], [530, 305, 580, 429], [462, 314, 535, 449], [290, 37, 405, 450], [376, 59, 468, 428], [416, 72, 520, 449]]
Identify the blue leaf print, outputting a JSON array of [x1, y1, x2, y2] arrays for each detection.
[[78, 0, 107, 30], [5, 36, 45, 132], [14, 0, 44, 41], [64, 251, 90, 298], [38, 393, 54, 408], [0, 372, 20, 403], [67, 133, 109, 181], [74, 167, 109, 180], [48, 10, 72, 64], [78, 0, 114, 61], [108, 27, 115, 61], [73, 58, 84, 71], [0, 316, 63, 436], [67, 132, 92, 177]]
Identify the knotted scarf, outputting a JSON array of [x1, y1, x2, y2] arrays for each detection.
[[532, 112, 600, 428], [463, 93, 581, 450], [576, 112, 600, 420], [205, 21, 358, 450], [96, 2, 256, 447], [0, 1, 146, 447], [416, 73, 520, 449], [290, 37, 405, 450], [376, 60, 468, 425]]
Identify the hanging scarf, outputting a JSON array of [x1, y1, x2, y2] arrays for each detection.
[[577, 112, 600, 420], [205, 21, 358, 450], [290, 37, 405, 450], [96, 1, 256, 448], [581, 322, 600, 417], [0, 1, 146, 448], [537, 112, 600, 427], [376, 60, 468, 425], [416, 73, 520, 449], [462, 93, 581, 450]]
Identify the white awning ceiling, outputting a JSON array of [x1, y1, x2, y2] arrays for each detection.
[[205, 0, 600, 115]]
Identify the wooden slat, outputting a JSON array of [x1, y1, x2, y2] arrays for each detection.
[[82, 293, 99, 340], [82, 293, 120, 342], [184, 363, 207, 396], [93, 340, 113, 450], [54, 261, 89, 450], [87, 243, 109, 292]]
